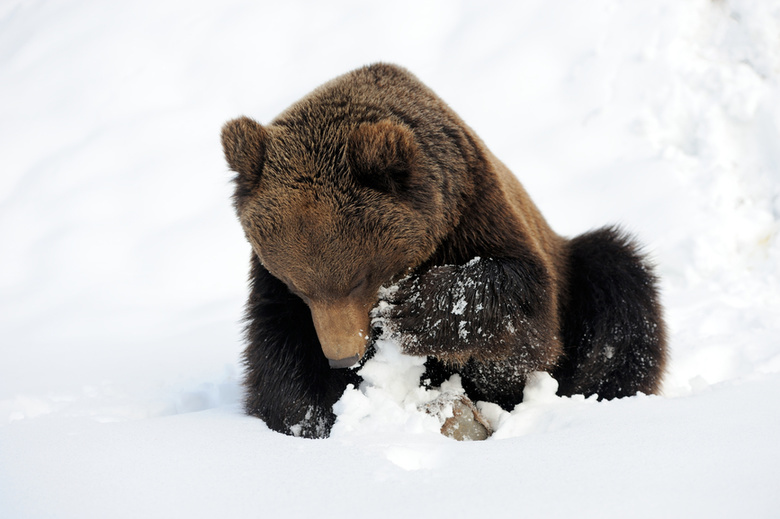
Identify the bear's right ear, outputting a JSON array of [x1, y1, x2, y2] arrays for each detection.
[[347, 120, 419, 194], [221, 116, 268, 185]]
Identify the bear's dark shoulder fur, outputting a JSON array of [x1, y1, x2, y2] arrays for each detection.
[[221, 63, 667, 437]]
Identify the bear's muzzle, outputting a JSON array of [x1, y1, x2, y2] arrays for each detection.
[[308, 300, 370, 369]]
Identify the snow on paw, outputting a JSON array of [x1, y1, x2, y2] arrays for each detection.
[[372, 265, 471, 359]]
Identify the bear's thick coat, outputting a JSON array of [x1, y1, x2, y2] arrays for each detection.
[[221, 63, 667, 438]]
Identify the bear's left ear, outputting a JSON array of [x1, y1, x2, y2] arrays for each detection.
[[221, 116, 268, 184], [347, 120, 419, 194]]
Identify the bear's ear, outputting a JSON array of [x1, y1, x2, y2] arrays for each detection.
[[347, 120, 419, 194], [221, 116, 268, 185]]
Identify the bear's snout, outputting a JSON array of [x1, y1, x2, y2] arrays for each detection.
[[327, 355, 360, 370], [308, 300, 370, 369]]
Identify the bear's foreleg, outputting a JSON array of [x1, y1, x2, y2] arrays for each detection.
[[242, 255, 359, 438], [382, 256, 561, 387]]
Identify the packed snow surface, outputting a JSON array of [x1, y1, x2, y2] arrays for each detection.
[[1, 0, 779, 517]]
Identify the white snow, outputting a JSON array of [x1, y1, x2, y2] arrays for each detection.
[[2, 0, 780, 517], [451, 298, 468, 315]]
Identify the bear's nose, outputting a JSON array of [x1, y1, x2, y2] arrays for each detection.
[[328, 354, 361, 369], [308, 299, 370, 368]]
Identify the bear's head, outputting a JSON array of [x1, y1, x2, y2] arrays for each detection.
[[221, 115, 451, 368]]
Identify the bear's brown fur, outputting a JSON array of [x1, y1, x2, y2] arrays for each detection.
[[222, 63, 667, 438]]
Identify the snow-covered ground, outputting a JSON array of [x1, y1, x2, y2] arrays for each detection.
[[1, 0, 779, 517]]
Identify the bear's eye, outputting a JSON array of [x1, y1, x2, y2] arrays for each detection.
[[348, 277, 368, 297], [288, 285, 312, 303], [276, 276, 311, 303]]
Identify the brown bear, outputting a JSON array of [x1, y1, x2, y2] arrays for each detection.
[[221, 63, 667, 438]]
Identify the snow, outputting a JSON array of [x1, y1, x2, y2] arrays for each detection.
[[1, 0, 780, 517]]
